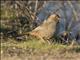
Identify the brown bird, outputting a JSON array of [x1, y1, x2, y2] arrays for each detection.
[[23, 14, 60, 43]]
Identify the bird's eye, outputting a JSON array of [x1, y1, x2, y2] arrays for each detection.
[[57, 15, 60, 19], [55, 14, 60, 18]]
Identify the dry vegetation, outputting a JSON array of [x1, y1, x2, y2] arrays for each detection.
[[0, 0, 80, 60], [1, 39, 80, 60]]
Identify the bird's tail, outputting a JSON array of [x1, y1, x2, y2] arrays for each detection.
[[22, 32, 30, 36], [22, 31, 36, 37]]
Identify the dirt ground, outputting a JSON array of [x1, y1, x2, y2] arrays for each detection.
[[1, 53, 80, 60], [1, 47, 80, 60]]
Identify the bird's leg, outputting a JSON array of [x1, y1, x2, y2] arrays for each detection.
[[46, 39, 52, 45], [38, 36, 46, 43]]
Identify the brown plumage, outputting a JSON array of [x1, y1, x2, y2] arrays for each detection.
[[23, 14, 60, 43]]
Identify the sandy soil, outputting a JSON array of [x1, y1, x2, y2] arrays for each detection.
[[1, 47, 80, 60]]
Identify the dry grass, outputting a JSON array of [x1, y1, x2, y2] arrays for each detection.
[[1, 38, 80, 60]]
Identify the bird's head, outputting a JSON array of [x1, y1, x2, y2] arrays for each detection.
[[48, 14, 60, 23]]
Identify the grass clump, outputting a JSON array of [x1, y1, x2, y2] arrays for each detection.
[[1, 38, 80, 53]]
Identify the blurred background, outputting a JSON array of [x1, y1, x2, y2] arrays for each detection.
[[1, 1, 80, 60], [0, 0, 80, 43]]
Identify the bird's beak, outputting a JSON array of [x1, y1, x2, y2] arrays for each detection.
[[57, 19, 60, 23], [57, 15, 60, 23], [58, 20, 60, 23]]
